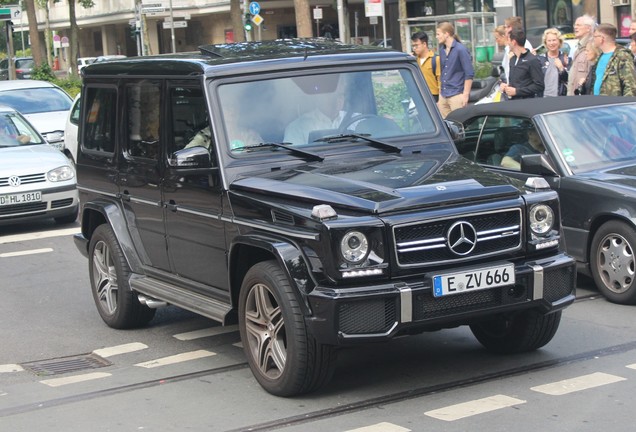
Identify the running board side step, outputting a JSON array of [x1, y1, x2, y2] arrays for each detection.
[[130, 276, 232, 324]]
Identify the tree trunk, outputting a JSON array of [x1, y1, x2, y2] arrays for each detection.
[[43, 1, 52, 68], [231, 0, 245, 43], [24, 0, 43, 66], [293, 0, 312, 38], [69, 0, 78, 77], [398, 0, 407, 53]]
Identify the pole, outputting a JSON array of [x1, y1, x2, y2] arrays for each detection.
[[169, 0, 176, 53], [337, 0, 345, 43], [20, 13, 24, 52], [6, 22, 15, 80]]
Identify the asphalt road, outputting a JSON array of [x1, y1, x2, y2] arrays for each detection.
[[1, 219, 636, 431]]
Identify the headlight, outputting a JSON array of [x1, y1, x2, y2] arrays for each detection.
[[47, 165, 75, 182], [340, 230, 369, 263], [529, 204, 554, 235]]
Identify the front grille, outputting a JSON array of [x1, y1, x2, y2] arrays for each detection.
[[339, 298, 396, 335], [413, 289, 502, 320], [394, 208, 522, 267], [0, 173, 46, 186], [52, 198, 74, 208], [0, 202, 47, 216], [544, 265, 576, 302]]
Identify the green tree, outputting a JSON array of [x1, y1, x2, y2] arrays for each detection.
[[68, 0, 95, 78]]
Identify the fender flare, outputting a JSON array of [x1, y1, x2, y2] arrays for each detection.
[[81, 199, 145, 274], [229, 233, 316, 315]]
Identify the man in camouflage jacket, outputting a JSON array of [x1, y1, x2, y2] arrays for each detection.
[[591, 23, 636, 96]]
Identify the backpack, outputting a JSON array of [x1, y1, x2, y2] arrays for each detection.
[[432, 52, 438, 76]]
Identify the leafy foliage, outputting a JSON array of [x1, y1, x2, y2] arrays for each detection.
[[30, 63, 82, 97]]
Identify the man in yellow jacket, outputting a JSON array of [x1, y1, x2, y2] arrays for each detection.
[[411, 31, 441, 101]]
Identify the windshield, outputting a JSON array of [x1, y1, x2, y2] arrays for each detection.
[[216, 68, 437, 156], [543, 104, 636, 173], [0, 87, 72, 114], [0, 112, 44, 147]]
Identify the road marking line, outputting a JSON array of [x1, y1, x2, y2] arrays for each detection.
[[0, 227, 80, 245], [0, 364, 24, 373], [134, 350, 216, 368], [0, 248, 53, 258], [425, 394, 526, 421], [530, 372, 626, 396], [173, 325, 238, 341], [344, 422, 411, 432], [40, 372, 111, 387], [627, 364, 636, 370], [93, 342, 148, 358]]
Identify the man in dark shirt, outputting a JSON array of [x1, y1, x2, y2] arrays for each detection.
[[500, 28, 544, 99]]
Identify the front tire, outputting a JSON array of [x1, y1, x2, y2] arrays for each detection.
[[238, 260, 336, 396], [590, 220, 636, 305], [470, 310, 562, 354], [88, 224, 155, 329]]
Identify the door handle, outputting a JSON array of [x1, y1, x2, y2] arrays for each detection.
[[120, 191, 131, 202], [166, 200, 178, 212]]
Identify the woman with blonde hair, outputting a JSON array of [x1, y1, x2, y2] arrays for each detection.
[[574, 41, 601, 95], [537, 28, 569, 96]]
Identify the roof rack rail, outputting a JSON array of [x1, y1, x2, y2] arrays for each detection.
[[198, 45, 224, 58]]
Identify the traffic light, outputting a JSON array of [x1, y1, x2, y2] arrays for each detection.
[[244, 13, 253, 32]]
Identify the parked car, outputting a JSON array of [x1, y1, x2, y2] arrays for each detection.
[[73, 40, 575, 396], [69, 56, 97, 74], [0, 105, 78, 225], [64, 94, 80, 163], [448, 96, 636, 305], [0, 57, 34, 80], [0, 80, 73, 157]]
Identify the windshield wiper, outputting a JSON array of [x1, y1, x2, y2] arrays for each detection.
[[313, 133, 402, 154], [234, 142, 324, 162]]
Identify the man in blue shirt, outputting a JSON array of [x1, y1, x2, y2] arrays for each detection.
[[435, 22, 474, 118]]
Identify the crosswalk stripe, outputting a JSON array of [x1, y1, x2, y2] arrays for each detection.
[[134, 350, 216, 368], [425, 394, 526, 421], [0, 248, 53, 258], [173, 325, 238, 341], [40, 372, 111, 387], [0, 227, 80, 245], [93, 342, 148, 358], [344, 422, 411, 432], [0, 364, 24, 373], [530, 372, 626, 396]]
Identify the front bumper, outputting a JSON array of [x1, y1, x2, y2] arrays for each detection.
[[306, 253, 576, 346]]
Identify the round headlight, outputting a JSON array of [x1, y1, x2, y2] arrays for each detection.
[[529, 204, 554, 235], [340, 231, 369, 263]]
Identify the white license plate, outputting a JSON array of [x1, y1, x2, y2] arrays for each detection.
[[433, 263, 515, 297], [0, 191, 42, 206]]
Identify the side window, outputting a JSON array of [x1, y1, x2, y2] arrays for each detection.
[[168, 85, 212, 155], [69, 97, 81, 126], [83, 87, 117, 153], [458, 117, 486, 161], [126, 81, 161, 160]]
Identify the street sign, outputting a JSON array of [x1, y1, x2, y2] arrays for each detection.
[[163, 20, 187, 29], [249, 2, 260, 15], [0, 8, 11, 20], [9, 6, 21, 21], [142, 7, 165, 14], [313, 8, 323, 20], [251, 14, 263, 26]]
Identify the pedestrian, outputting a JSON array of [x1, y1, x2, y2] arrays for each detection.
[[590, 23, 636, 96], [630, 17, 636, 36], [411, 31, 441, 101], [567, 14, 596, 95], [537, 28, 569, 96], [500, 27, 544, 99], [502, 16, 533, 83], [435, 22, 474, 118], [574, 41, 601, 95], [630, 32, 636, 67]]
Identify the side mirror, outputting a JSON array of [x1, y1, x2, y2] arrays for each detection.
[[444, 119, 465, 143], [169, 146, 212, 169], [520, 153, 557, 176]]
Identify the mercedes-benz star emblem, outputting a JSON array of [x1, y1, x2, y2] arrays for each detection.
[[8, 175, 21, 187], [447, 221, 477, 256]]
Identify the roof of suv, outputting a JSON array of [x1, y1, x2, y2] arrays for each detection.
[[82, 39, 411, 78]]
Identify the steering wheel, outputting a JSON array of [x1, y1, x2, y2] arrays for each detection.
[[339, 114, 382, 133]]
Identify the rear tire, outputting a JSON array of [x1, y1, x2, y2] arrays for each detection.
[[470, 310, 562, 354], [88, 224, 155, 329], [238, 260, 337, 396]]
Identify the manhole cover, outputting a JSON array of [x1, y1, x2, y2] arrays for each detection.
[[21, 353, 112, 376]]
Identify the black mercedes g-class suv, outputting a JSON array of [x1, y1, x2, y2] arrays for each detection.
[[74, 40, 575, 396]]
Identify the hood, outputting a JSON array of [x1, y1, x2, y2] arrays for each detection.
[[0, 144, 71, 174], [230, 152, 522, 214], [22, 111, 68, 138], [581, 164, 636, 191]]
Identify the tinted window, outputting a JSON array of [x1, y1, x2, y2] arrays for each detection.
[[126, 81, 161, 160], [168, 85, 211, 154], [83, 87, 117, 153]]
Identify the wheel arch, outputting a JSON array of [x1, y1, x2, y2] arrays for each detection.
[[586, 213, 636, 266], [229, 234, 316, 316], [80, 200, 144, 273]]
